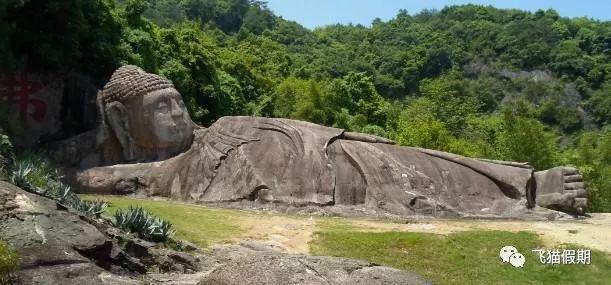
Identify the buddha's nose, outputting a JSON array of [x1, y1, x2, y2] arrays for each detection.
[[170, 99, 184, 117]]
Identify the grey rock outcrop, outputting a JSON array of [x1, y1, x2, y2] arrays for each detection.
[[198, 240, 432, 285], [0, 181, 140, 284], [0, 181, 205, 284]]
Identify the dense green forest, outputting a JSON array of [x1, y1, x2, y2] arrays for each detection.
[[0, 0, 609, 211]]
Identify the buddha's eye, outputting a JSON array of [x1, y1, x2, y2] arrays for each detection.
[[157, 102, 169, 112]]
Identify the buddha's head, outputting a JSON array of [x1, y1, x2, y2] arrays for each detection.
[[100, 65, 193, 161]]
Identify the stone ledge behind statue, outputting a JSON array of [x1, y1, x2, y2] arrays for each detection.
[[50, 65, 588, 220]]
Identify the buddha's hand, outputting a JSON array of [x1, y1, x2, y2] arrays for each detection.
[[534, 167, 587, 216]]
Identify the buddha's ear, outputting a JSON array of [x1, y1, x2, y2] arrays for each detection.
[[105, 101, 137, 161]]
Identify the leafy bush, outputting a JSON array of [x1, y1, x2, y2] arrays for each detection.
[[0, 132, 13, 180], [113, 206, 175, 242], [560, 128, 611, 212], [9, 154, 60, 196], [8, 153, 55, 193], [0, 241, 18, 284]]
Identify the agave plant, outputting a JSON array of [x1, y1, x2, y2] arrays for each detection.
[[58, 185, 107, 218], [57, 183, 74, 202], [54, 182, 82, 206], [9, 160, 35, 191], [74, 199, 108, 217], [9, 153, 56, 195], [113, 206, 175, 242], [148, 218, 175, 242], [7, 152, 108, 218]]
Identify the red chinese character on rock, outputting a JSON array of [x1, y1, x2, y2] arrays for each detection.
[[0, 73, 47, 121]]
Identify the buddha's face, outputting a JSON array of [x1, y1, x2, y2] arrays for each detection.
[[122, 87, 193, 151]]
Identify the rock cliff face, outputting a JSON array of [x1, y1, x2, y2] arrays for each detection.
[[0, 72, 100, 147], [0, 181, 431, 284]]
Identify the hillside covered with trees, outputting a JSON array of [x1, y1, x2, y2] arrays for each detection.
[[1, 0, 610, 211]]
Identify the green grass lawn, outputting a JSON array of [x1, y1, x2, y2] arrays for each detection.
[[84, 196, 611, 285], [311, 220, 611, 285], [82, 195, 249, 247]]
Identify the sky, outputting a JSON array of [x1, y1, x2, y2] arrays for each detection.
[[265, 0, 611, 29]]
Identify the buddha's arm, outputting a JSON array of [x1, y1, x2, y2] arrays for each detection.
[[73, 163, 152, 194]]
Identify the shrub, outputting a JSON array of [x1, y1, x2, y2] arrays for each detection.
[[71, 199, 108, 218], [113, 206, 175, 242], [0, 241, 18, 284], [0, 132, 13, 180], [50, 182, 108, 218], [8, 153, 54, 194], [8, 160, 36, 192]]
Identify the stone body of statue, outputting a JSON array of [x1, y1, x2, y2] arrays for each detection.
[[55, 66, 588, 219]]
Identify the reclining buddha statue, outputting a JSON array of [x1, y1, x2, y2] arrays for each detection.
[[56, 66, 588, 219]]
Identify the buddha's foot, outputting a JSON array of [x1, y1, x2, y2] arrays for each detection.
[[535, 167, 587, 216]]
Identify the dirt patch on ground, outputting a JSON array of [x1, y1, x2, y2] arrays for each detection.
[[234, 214, 317, 254], [233, 213, 611, 255]]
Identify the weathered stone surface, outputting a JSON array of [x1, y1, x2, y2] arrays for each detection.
[[198, 241, 432, 285], [0, 72, 99, 147], [0, 181, 198, 284], [0, 181, 132, 284], [535, 167, 588, 215], [73, 116, 585, 219]]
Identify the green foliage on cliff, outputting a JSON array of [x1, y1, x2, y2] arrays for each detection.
[[1, 1, 610, 211], [0, 127, 13, 180], [0, 241, 18, 284]]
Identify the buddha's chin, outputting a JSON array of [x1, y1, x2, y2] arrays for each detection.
[[148, 130, 191, 150]]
